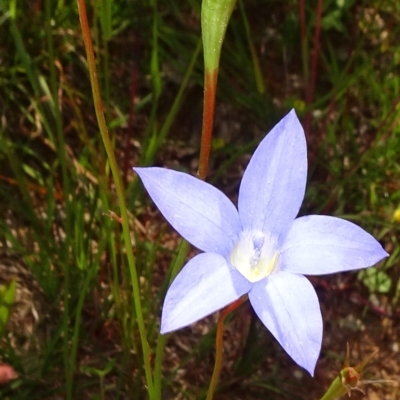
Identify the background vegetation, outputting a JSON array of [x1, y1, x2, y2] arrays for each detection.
[[0, 0, 399, 399]]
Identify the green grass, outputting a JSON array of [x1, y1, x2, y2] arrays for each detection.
[[0, 0, 399, 399]]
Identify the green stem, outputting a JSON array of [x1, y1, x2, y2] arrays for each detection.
[[102, 36, 111, 123], [99, 0, 112, 122], [238, 0, 265, 94], [158, 39, 202, 147], [319, 376, 347, 400], [76, 0, 154, 397], [69, 269, 93, 389]]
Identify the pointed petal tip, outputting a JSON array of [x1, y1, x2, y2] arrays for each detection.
[[303, 361, 316, 377], [381, 248, 390, 259], [287, 107, 298, 118], [238, 108, 307, 235], [159, 323, 170, 335], [284, 107, 302, 128], [132, 166, 149, 179], [282, 216, 390, 275], [160, 253, 252, 335], [376, 251, 389, 266], [160, 311, 187, 335], [133, 167, 241, 255], [249, 273, 321, 376], [296, 350, 318, 376], [133, 166, 152, 177], [159, 318, 194, 335]]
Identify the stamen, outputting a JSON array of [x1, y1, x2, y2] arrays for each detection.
[[229, 230, 279, 283]]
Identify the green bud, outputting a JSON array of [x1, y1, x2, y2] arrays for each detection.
[[201, 0, 237, 71]]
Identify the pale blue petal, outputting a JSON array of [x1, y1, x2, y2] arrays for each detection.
[[249, 272, 322, 375], [134, 167, 241, 256], [280, 215, 389, 275], [161, 253, 252, 333], [238, 109, 307, 236]]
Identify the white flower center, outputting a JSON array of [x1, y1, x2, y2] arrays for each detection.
[[229, 230, 279, 283]]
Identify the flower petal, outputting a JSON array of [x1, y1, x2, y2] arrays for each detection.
[[238, 109, 307, 236], [280, 215, 389, 275], [249, 272, 322, 375], [134, 167, 241, 256], [161, 253, 251, 333]]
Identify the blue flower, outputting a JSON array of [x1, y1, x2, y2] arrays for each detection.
[[134, 109, 388, 375]]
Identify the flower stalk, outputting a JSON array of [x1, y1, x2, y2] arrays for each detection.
[[200, 2, 238, 397], [206, 297, 247, 400], [76, 0, 154, 396], [199, 0, 236, 179]]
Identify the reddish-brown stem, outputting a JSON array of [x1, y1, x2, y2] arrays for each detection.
[[198, 68, 218, 180], [304, 0, 323, 137], [298, 0, 307, 98], [298, 0, 306, 47], [206, 297, 247, 400]]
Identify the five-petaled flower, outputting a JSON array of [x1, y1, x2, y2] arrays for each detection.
[[134, 110, 388, 375]]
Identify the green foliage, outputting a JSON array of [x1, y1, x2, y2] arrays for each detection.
[[358, 268, 391, 294], [0, 281, 16, 337]]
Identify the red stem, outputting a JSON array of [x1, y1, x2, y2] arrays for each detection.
[[206, 297, 247, 400], [198, 68, 218, 180], [298, 0, 307, 98], [304, 0, 323, 137]]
